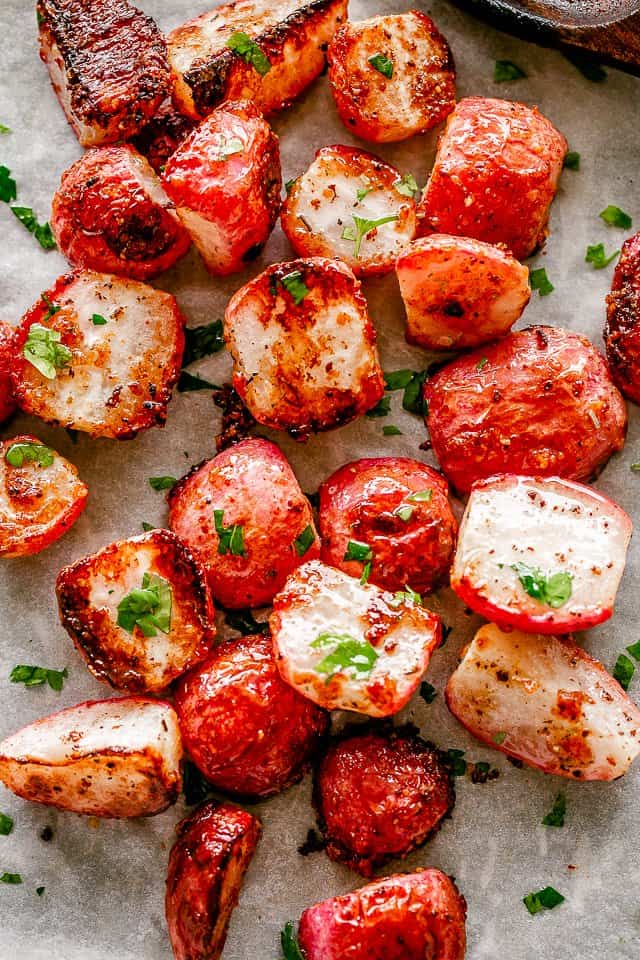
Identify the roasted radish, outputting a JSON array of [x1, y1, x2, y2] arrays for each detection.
[[281, 145, 417, 276], [425, 326, 627, 493], [162, 100, 281, 275], [0, 697, 182, 816], [168, 438, 320, 610], [174, 634, 328, 798], [270, 560, 442, 717], [37, 0, 171, 146], [451, 474, 632, 634], [166, 801, 261, 960], [0, 322, 17, 425], [0, 435, 88, 558], [224, 258, 385, 437], [298, 868, 467, 960], [314, 725, 454, 877], [318, 457, 457, 595], [446, 622, 640, 781], [132, 99, 196, 174], [605, 231, 640, 404], [327, 11, 455, 143], [167, 0, 348, 120], [417, 97, 567, 260], [56, 530, 215, 694], [397, 235, 531, 350], [11, 270, 185, 439], [51, 145, 191, 280]]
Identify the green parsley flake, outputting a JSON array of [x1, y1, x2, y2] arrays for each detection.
[[285, 179, 297, 195], [5, 442, 54, 468], [141, 522, 155, 532], [226, 31, 271, 75], [293, 524, 315, 557], [149, 476, 177, 491], [311, 630, 378, 681], [402, 369, 429, 416], [356, 182, 373, 203], [177, 371, 220, 393], [213, 509, 246, 556], [626, 639, 640, 661], [523, 886, 565, 915], [41, 294, 60, 320], [280, 270, 309, 305], [10, 665, 68, 691], [529, 267, 554, 296], [117, 573, 172, 637], [368, 53, 393, 78], [393, 504, 413, 522], [23, 324, 72, 379], [407, 489, 432, 503], [280, 921, 305, 960], [388, 586, 422, 608], [366, 396, 391, 418], [445, 748, 467, 777], [36, 886, 45, 897], [494, 60, 526, 82], [0, 165, 16, 203], [0, 813, 13, 836], [630, 463, 640, 473], [91, 313, 107, 325], [342, 214, 399, 258], [492, 731, 507, 745], [384, 369, 415, 391], [225, 609, 268, 636], [599, 205, 632, 229], [344, 540, 373, 564], [542, 792, 566, 827], [0, 873, 22, 885], [476, 357, 489, 372], [420, 681, 437, 704], [613, 653, 635, 691], [10, 206, 56, 249], [585, 242, 619, 269], [563, 151, 580, 170], [511, 563, 573, 608], [383, 425, 402, 436], [184, 320, 224, 365], [0, 124, 10, 134], [394, 173, 419, 198]]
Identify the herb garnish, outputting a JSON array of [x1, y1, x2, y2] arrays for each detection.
[[476, 357, 488, 372], [311, 630, 378, 681], [420, 681, 437, 704], [10, 206, 56, 249], [626, 639, 640, 661], [0, 873, 22, 885], [10, 665, 68, 691], [41, 294, 60, 320], [226, 32, 271, 75], [141, 522, 155, 532], [356, 182, 373, 203], [280, 271, 309, 305], [393, 504, 413, 522], [5, 442, 54, 468], [343, 539, 373, 584], [293, 524, 315, 557], [178, 371, 220, 392], [599, 205, 632, 229], [0, 814, 13, 836], [36, 886, 45, 896], [23, 324, 72, 379], [214, 509, 246, 556], [91, 313, 107, 325], [383, 425, 402, 436], [384, 369, 414, 391], [215, 136, 244, 160], [523, 886, 565, 915], [542, 792, 566, 827], [585, 242, 619, 269], [445, 748, 467, 776], [388, 586, 422, 608], [402, 370, 429, 416], [613, 653, 635, 690], [494, 60, 526, 82], [511, 563, 572, 608], [184, 320, 224, 365], [342, 214, 399, 258], [0, 124, 10, 135], [394, 173, 419, 197], [117, 573, 172, 637], [280, 921, 305, 960], [0, 165, 16, 203], [368, 53, 393, 78], [407, 489, 432, 503], [563, 151, 580, 170], [492, 731, 507, 745], [530, 267, 554, 296], [285, 179, 297, 195], [149, 476, 177, 491], [366, 396, 391, 418]]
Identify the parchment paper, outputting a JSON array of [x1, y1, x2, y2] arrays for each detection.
[[0, 1, 639, 957]]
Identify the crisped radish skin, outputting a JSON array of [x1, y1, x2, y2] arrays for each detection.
[[282, 145, 417, 276], [446, 623, 640, 780], [0, 435, 88, 558], [270, 560, 441, 717], [327, 12, 455, 143], [397, 235, 531, 350], [298, 868, 466, 960], [451, 474, 632, 634], [0, 322, 17, 425], [224, 258, 384, 437], [0, 697, 182, 816], [605, 231, 640, 405]]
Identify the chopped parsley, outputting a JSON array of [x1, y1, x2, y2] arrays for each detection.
[[383, 425, 402, 436], [280, 922, 304, 960], [344, 540, 373, 564], [542, 792, 566, 827], [407, 489, 432, 503], [5, 442, 54, 468], [23, 324, 72, 379], [214, 509, 246, 556], [388, 586, 422, 608], [563, 151, 580, 171], [117, 573, 172, 637], [630, 463, 640, 473], [0, 873, 22, 885], [394, 173, 419, 198], [0, 165, 16, 203], [36, 886, 45, 897], [141, 522, 155, 532], [366, 396, 391, 418], [599, 205, 632, 229], [0, 813, 13, 836], [178, 371, 220, 392], [148, 476, 177, 491], [342, 214, 399, 258], [293, 524, 315, 557], [523, 886, 565, 915], [184, 320, 224, 364], [285, 179, 297, 195], [494, 60, 526, 82], [10, 206, 56, 249], [311, 630, 378, 681], [613, 653, 635, 691], [368, 53, 393, 78], [356, 182, 373, 203], [0, 124, 10, 135], [402, 369, 429, 416], [420, 681, 437, 704], [476, 357, 489, 372], [384, 369, 415, 391], [91, 313, 107, 325], [393, 504, 413, 522], [226, 31, 271, 75], [626, 639, 640, 661], [215, 135, 244, 160], [10, 665, 68, 691], [585, 242, 619, 269], [529, 267, 554, 296], [492, 731, 507, 745], [511, 563, 572, 608], [41, 294, 60, 320], [444, 748, 467, 777], [280, 270, 309, 305], [225, 609, 268, 635]]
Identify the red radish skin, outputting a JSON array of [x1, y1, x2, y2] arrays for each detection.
[[605, 231, 640, 404]]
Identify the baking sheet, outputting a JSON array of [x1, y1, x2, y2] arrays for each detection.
[[0, 1, 639, 957]]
